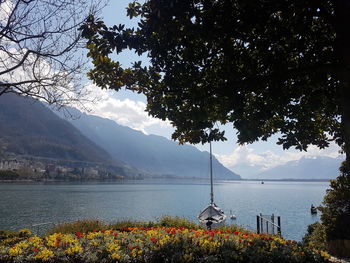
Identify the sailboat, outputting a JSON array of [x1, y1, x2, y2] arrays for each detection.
[[198, 142, 226, 229]]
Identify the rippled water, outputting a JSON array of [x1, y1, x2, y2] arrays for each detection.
[[0, 180, 329, 240]]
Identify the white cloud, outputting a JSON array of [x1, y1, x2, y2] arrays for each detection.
[[216, 142, 343, 173], [0, 0, 13, 23], [82, 84, 171, 134]]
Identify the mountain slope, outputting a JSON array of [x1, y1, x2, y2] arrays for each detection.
[[0, 93, 147, 179], [257, 156, 342, 180], [62, 109, 241, 179], [0, 93, 113, 162]]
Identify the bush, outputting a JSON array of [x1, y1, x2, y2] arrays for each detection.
[[47, 219, 107, 235], [0, 170, 19, 180], [47, 216, 247, 235], [302, 222, 327, 250], [157, 215, 200, 229], [319, 163, 350, 241]]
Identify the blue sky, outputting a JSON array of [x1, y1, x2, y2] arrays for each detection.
[[80, 0, 343, 177]]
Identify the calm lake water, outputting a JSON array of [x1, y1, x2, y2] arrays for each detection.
[[0, 180, 329, 241]]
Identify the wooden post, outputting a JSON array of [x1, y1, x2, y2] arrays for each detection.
[[257, 215, 260, 234], [266, 221, 269, 233], [272, 214, 275, 234], [277, 216, 281, 235]]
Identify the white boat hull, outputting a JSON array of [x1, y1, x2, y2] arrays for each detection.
[[198, 203, 226, 229]]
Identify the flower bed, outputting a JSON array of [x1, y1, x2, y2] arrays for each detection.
[[0, 226, 330, 263]]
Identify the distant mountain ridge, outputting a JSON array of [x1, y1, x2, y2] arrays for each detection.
[[256, 156, 343, 180], [0, 94, 110, 163], [0, 93, 145, 178], [59, 108, 241, 179]]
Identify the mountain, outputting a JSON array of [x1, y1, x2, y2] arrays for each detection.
[[0, 94, 110, 162], [0, 93, 144, 178], [255, 156, 343, 180], [59, 108, 241, 179]]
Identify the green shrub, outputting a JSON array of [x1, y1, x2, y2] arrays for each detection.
[[47, 219, 107, 235], [108, 219, 156, 230], [47, 216, 248, 236], [302, 222, 327, 250], [319, 163, 350, 241], [157, 215, 200, 229], [0, 170, 19, 180]]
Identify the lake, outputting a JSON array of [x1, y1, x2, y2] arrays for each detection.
[[0, 180, 329, 241]]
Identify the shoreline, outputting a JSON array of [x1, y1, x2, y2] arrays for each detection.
[[0, 177, 332, 183]]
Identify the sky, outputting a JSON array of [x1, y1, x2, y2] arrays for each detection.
[[80, 0, 343, 177]]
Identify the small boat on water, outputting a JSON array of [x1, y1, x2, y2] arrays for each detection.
[[229, 210, 236, 220], [261, 181, 264, 184], [198, 142, 226, 229]]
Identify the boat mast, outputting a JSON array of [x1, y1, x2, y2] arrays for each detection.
[[210, 141, 214, 204]]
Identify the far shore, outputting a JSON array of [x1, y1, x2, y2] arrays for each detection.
[[0, 177, 332, 183]]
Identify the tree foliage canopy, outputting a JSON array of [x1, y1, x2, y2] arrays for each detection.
[[81, 0, 347, 151]]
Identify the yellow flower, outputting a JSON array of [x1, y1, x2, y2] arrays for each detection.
[[61, 234, 77, 244], [86, 232, 100, 239], [8, 245, 23, 256], [131, 249, 138, 258], [34, 248, 54, 261], [29, 236, 43, 247], [107, 242, 121, 253], [89, 240, 99, 247], [65, 244, 83, 255], [45, 233, 61, 247], [111, 252, 121, 260], [320, 250, 331, 259], [159, 235, 171, 246]]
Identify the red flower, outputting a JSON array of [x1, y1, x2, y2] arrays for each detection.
[[75, 232, 84, 238], [150, 237, 157, 243], [56, 238, 61, 247], [32, 248, 39, 252], [135, 245, 140, 249]]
